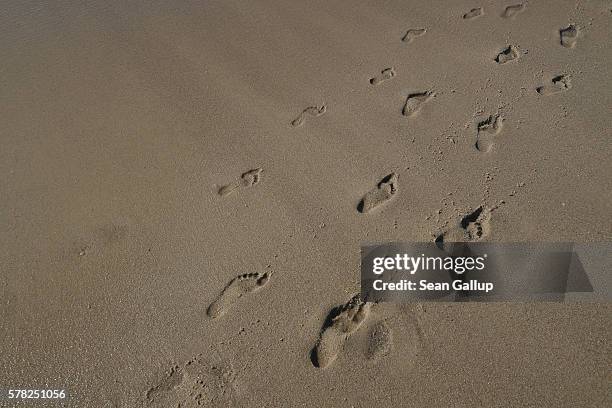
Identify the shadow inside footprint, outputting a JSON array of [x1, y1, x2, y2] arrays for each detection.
[[536, 74, 572, 96], [401, 28, 427, 43], [311, 295, 370, 369], [560, 24, 581, 48], [402, 91, 435, 117], [495, 45, 520, 64], [207, 272, 270, 319], [357, 173, 398, 214], [475, 114, 503, 152], [502, 3, 525, 18], [218, 168, 263, 196], [463, 7, 484, 19], [291, 105, 326, 127], [369, 68, 395, 85], [435, 206, 492, 248]]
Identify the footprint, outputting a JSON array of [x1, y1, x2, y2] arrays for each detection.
[[435, 206, 492, 246], [495, 45, 520, 64], [218, 168, 262, 197], [401, 28, 427, 43], [365, 321, 392, 360], [312, 295, 371, 369], [501, 3, 525, 19], [369, 68, 395, 85], [206, 272, 270, 319], [357, 173, 398, 214], [463, 7, 484, 20], [475, 114, 503, 152], [560, 24, 581, 48], [536, 74, 572, 96], [402, 91, 435, 117], [290, 105, 326, 127], [146, 356, 237, 407]]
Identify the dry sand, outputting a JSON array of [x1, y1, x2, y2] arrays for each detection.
[[1, 0, 611, 407]]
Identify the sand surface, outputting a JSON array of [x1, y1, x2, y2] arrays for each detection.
[[1, 0, 611, 406]]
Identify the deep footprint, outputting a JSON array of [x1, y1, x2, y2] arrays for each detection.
[[365, 321, 392, 360], [207, 272, 270, 319], [358, 173, 398, 214], [402, 91, 435, 117], [312, 295, 371, 369], [475, 114, 503, 152], [218, 168, 263, 196], [463, 7, 484, 20], [536, 75, 572, 96], [560, 24, 581, 48], [501, 3, 525, 19], [370, 68, 395, 85], [495, 45, 520, 64], [401, 28, 427, 43], [291, 105, 326, 127]]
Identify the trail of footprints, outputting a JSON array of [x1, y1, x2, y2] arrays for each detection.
[[202, 1, 589, 380]]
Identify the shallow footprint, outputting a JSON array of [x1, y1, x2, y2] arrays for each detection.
[[207, 272, 270, 319], [463, 7, 484, 20], [501, 3, 525, 19], [401, 28, 427, 43], [291, 105, 326, 128], [218, 168, 263, 196], [402, 91, 435, 117], [146, 356, 237, 407], [560, 24, 581, 48], [495, 45, 520, 64], [312, 295, 371, 369], [358, 173, 398, 214], [365, 321, 392, 360], [536, 74, 572, 96], [370, 68, 395, 85], [475, 114, 503, 152]]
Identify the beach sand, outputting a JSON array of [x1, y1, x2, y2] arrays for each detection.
[[1, 0, 611, 406]]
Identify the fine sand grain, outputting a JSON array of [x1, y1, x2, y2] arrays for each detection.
[[1, 0, 611, 407]]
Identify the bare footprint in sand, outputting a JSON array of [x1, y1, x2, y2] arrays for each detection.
[[369, 68, 395, 85], [291, 105, 326, 128], [358, 173, 398, 214], [495, 45, 520, 64], [475, 114, 503, 152], [401, 28, 427, 43], [146, 355, 237, 407], [312, 296, 371, 368], [365, 321, 392, 360], [218, 168, 263, 197], [207, 272, 270, 319], [501, 3, 525, 19], [463, 7, 484, 20], [536, 74, 572, 96], [560, 24, 581, 48], [402, 91, 435, 117], [435, 206, 492, 246]]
